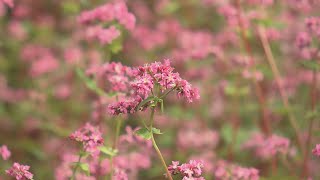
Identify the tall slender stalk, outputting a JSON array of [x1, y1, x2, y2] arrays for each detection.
[[234, 0, 271, 135], [149, 107, 173, 180], [109, 116, 122, 179], [302, 63, 318, 177], [257, 25, 304, 152]]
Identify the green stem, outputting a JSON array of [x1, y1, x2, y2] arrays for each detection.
[[110, 117, 122, 179], [149, 108, 173, 180], [302, 67, 317, 178], [113, 118, 122, 149], [71, 153, 83, 180]]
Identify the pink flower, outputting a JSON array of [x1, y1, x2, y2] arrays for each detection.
[[78, 2, 135, 31], [243, 133, 290, 159], [168, 161, 180, 174], [113, 169, 128, 180], [133, 59, 200, 102], [97, 26, 121, 45], [213, 160, 259, 180], [70, 123, 104, 157], [1, 0, 13, 8], [84, 25, 120, 45], [295, 32, 311, 49], [87, 62, 133, 93], [305, 17, 320, 33], [30, 54, 59, 77], [232, 166, 259, 180], [168, 160, 205, 179], [6, 163, 33, 180], [106, 59, 200, 115], [107, 96, 142, 115], [63, 47, 83, 65], [0, 145, 10, 160], [312, 144, 320, 157], [177, 127, 219, 150], [54, 84, 71, 99]]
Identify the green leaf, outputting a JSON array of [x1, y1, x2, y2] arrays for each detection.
[[79, 163, 90, 176], [99, 146, 118, 157], [135, 127, 152, 140], [299, 61, 320, 71], [79, 151, 90, 159], [76, 68, 107, 96], [152, 127, 163, 134], [136, 96, 155, 111], [108, 37, 123, 54]]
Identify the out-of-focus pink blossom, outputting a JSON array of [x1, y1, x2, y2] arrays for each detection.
[[0, 145, 10, 160], [85, 25, 120, 45], [213, 160, 259, 180], [312, 144, 320, 157], [113, 169, 128, 180], [78, 2, 135, 31], [30, 54, 59, 77], [54, 84, 71, 99], [243, 133, 290, 159], [8, 21, 27, 40], [1, 0, 13, 8], [177, 128, 219, 150], [64, 47, 83, 65]]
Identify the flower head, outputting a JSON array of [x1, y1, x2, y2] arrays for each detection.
[[168, 160, 204, 179], [70, 123, 104, 157], [6, 163, 33, 180], [106, 59, 200, 115]]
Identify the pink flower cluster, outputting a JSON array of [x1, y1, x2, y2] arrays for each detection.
[[132, 59, 200, 101], [312, 144, 320, 157], [168, 160, 205, 180], [295, 17, 320, 59], [78, 2, 135, 45], [177, 127, 219, 150], [243, 133, 290, 159], [107, 59, 200, 115], [20, 44, 59, 77], [172, 30, 222, 61], [0, 145, 10, 160], [214, 161, 259, 180], [85, 25, 121, 45], [6, 163, 33, 180], [87, 62, 133, 93], [78, 2, 135, 31], [231, 55, 264, 81], [69, 123, 104, 157], [113, 169, 128, 180]]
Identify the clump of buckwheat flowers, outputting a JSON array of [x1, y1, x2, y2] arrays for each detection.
[[6, 163, 34, 180], [101, 59, 200, 180], [106, 59, 200, 115]]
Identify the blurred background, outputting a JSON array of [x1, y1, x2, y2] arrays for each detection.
[[1, 0, 320, 179]]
